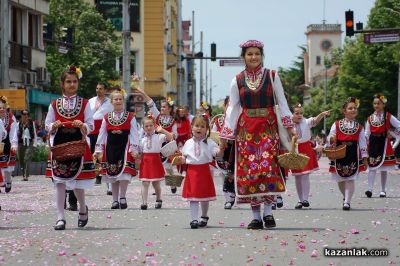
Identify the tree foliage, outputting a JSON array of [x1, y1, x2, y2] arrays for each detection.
[[46, 0, 121, 98]]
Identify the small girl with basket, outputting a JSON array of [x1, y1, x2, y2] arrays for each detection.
[[173, 114, 223, 229], [365, 94, 400, 198], [327, 97, 368, 210], [291, 103, 330, 209], [94, 89, 139, 210], [139, 113, 174, 210]]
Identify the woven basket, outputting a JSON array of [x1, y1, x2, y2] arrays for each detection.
[[278, 136, 310, 170], [49, 122, 87, 162], [165, 174, 184, 187], [160, 140, 178, 157], [323, 144, 346, 160], [0, 142, 4, 154]]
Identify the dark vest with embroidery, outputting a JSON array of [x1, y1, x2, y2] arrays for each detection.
[[18, 119, 35, 144], [367, 112, 391, 167]]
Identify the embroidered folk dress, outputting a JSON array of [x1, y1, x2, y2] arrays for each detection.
[[291, 117, 319, 176], [139, 132, 166, 181], [181, 138, 219, 201], [45, 95, 96, 189], [95, 111, 139, 182], [0, 119, 7, 186], [220, 66, 292, 205], [88, 96, 113, 153], [0, 112, 18, 171], [328, 119, 368, 182], [365, 112, 400, 171]]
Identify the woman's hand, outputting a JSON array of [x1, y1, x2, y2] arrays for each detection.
[[363, 157, 369, 169], [156, 125, 163, 133], [72, 120, 87, 134], [330, 135, 336, 144], [287, 127, 297, 139], [219, 138, 228, 150], [93, 152, 102, 161], [130, 151, 139, 158], [51, 120, 62, 131]]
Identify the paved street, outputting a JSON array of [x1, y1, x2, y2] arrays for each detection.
[[1, 157, 400, 265]]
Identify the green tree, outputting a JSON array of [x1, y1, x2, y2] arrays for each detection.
[[337, 0, 400, 123], [46, 0, 121, 98]]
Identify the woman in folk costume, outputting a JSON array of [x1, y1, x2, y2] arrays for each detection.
[[138, 113, 173, 210], [175, 106, 191, 149], [94, 89, 139, 210], [219, 40, 294, 230], [212, 96, 236, 209], [327, 97, 368, 211], [0, 118, 7, 208], [135, 87, 179, 193], [45, 66, 95, 230], [365, 94, 400, 198], [0, 96, 18, 194], [290, 103, 330, 209], [174, 114, 223, 229]]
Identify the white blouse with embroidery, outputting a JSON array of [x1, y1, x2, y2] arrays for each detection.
[[182, 138, 219, 165], [146, 100, 177, 137], [140, 133, 167, 153], [365, 112, 400, 140], [294, 117, 316, 143]]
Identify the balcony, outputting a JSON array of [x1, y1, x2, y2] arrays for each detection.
[[9, 42, 46, 70]]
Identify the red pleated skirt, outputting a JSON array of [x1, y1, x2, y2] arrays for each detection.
[[139, 153, 165, 181], [182, 164, 216, 201], [291, 141, 319, 175]]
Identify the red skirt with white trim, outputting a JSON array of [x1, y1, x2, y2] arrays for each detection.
[[182, 163, 216, 201], [0, 171, 4, 186], [291, 141, 319, 175], [139, 153, 165, 181]]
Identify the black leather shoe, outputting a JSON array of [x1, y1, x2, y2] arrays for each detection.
[[140, 204, 148, 210], [276, 196, 283, 208], [54, 219, 66, 230], [95, 176, 102, 185], [295, 202, 303, 209], [111, 201, 120, 209], [155, 200, 162, 209], [190, 220, 199, 229], [342, 203, 351, 211], [263, 215, 276, 228], [247, 219, 263, 230], [120, 198, 127, 209], [302, 200, 310, 207], [199, 216, 209, 227], [365, 190, 372, 198], [5, 183, 11, 193], [67, 204, 78, 211], [107, 191, 112, 196], [78, 206, 89, 228], [171, 187, 177, 194]]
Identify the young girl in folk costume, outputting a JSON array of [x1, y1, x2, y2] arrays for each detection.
[[220, 40, 293, 229], [327, 97, 368, 210], [135, 87, 178, 193], [0, 118, 7, 208], [175, 106, 191, 149], [291, 103, 330, 209], [0, 96, 18, 194], [174, 114, 223, 229], [139, 113, 174, 210], [94, 89, 139, 210], [211, 96, 236, 209], [45, 66, 95, 230], [365, 94, 400, 198]]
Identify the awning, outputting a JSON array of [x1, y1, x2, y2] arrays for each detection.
[[29, 89, 60, 106]]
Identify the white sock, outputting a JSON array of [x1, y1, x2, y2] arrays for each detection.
[[3, 170, 11, 183], [252, 208, 262, 221], [190, 201, 199, 221], [263, 203, 273, 217], [367, 170, 376, 191], [200, 201, 209, 217], [381, 171, 387, 192], [55, 183, 66, 221], [295, 176, 303, 202], [223, 191, 231, 202], [302, 174, 310, 201], [344, 181, 355, 204]]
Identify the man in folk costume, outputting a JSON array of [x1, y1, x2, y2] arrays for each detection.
[[0, 96, 18, 194], [219, 40, 294, 229], [365, 94, 400, 198], [88, 82, 113, 186], [45, 65, 95, 230]]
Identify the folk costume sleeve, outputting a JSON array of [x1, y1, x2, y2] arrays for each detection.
[[327, 123, 336, 146], [45, 104, 56, 133], [273, 71, 293, 128], [220, 78, 242, 140], [10, 116, 18, 149], [95, 118, 107, 153], [128, 117, 140, 154], [364, 121, 371, 141], [0, 119, 6, 140], [209, 139, 219, 157], [358, 127, 368, 158], [146, 99, 160, 118], [83, 103, 95, 135], [390, 114, 400, 131]]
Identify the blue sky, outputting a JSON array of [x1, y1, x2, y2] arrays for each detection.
[[182, 0, 376, 105]]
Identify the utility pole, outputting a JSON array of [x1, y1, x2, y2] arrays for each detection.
[[176, 0, 185, 106], [191, 11, 196, 112], [205, 53, 208, 103], [122, 0, 131, 95], [199, 31, 204, 103], [209, 69, 212, 105], [0, 0, 10, 89]]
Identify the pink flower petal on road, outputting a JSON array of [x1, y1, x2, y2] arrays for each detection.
[[351, 229, 360, 234], [297, 242, 306, 251], [280, 240, 288, 246], [145, 241, 154, 247], [58, 250, 67, 256], [264, 234, 269, 240], [218, 220, 224, 224], [311, 239, 317, 243], [240, 221, 245, 227], [311, 249, 318, 257], [78, 257, 88, 263], [339, 239, 346, 244]]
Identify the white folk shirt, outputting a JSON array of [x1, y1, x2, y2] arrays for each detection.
[[364, 111, 400, 140], [294, 117, 316, 143], [0, 119, 7, 141], [88, 96, 113, 120], [221, 69, 292, 140], [94, 112, 139, 153], [146, 99, 178, 137], [182, 138, 219, 165], [140, 133, 167, 153], [2, 114, 18, 148]]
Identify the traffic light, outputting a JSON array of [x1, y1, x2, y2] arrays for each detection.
[[211, 43, 216, 61], [61, 27, 73, 44], [43, 23, 53, 41], [195, 52, 203, 58], [345, 10, 354, 37]]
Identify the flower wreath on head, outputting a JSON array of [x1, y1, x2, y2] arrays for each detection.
[[378, 95, 387, 104], [349, 97, 360, 108], [166, 96, 174, 106], [0, 95, 10, 108], [68, 65, 83, 79], [296, 103, 302, 108], [200, 101, 209, 110], [146, 112, 154, 120], [201, 113, 210, 120]]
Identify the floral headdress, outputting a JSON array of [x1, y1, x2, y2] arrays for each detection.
[[131, 72, 141, 88], [375, 94, 387, 104], [166, 96, 174, 107], [346, 97, 360, 108], [201, 113, 210, 120], [0, 95, 9, 108], [147, 112, 154, 120], [239, 40, 264, 49], [67, 65, 82, 79], [200, 101, 210, 110]]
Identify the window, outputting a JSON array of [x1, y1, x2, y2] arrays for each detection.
[[118, 51, 136, 75], [316, 56, 321, 65], [29, 13, 40, 48], [11, 7, 22, 43]]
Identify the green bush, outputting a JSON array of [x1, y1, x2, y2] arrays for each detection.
[[31, 145, 50, 162]]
